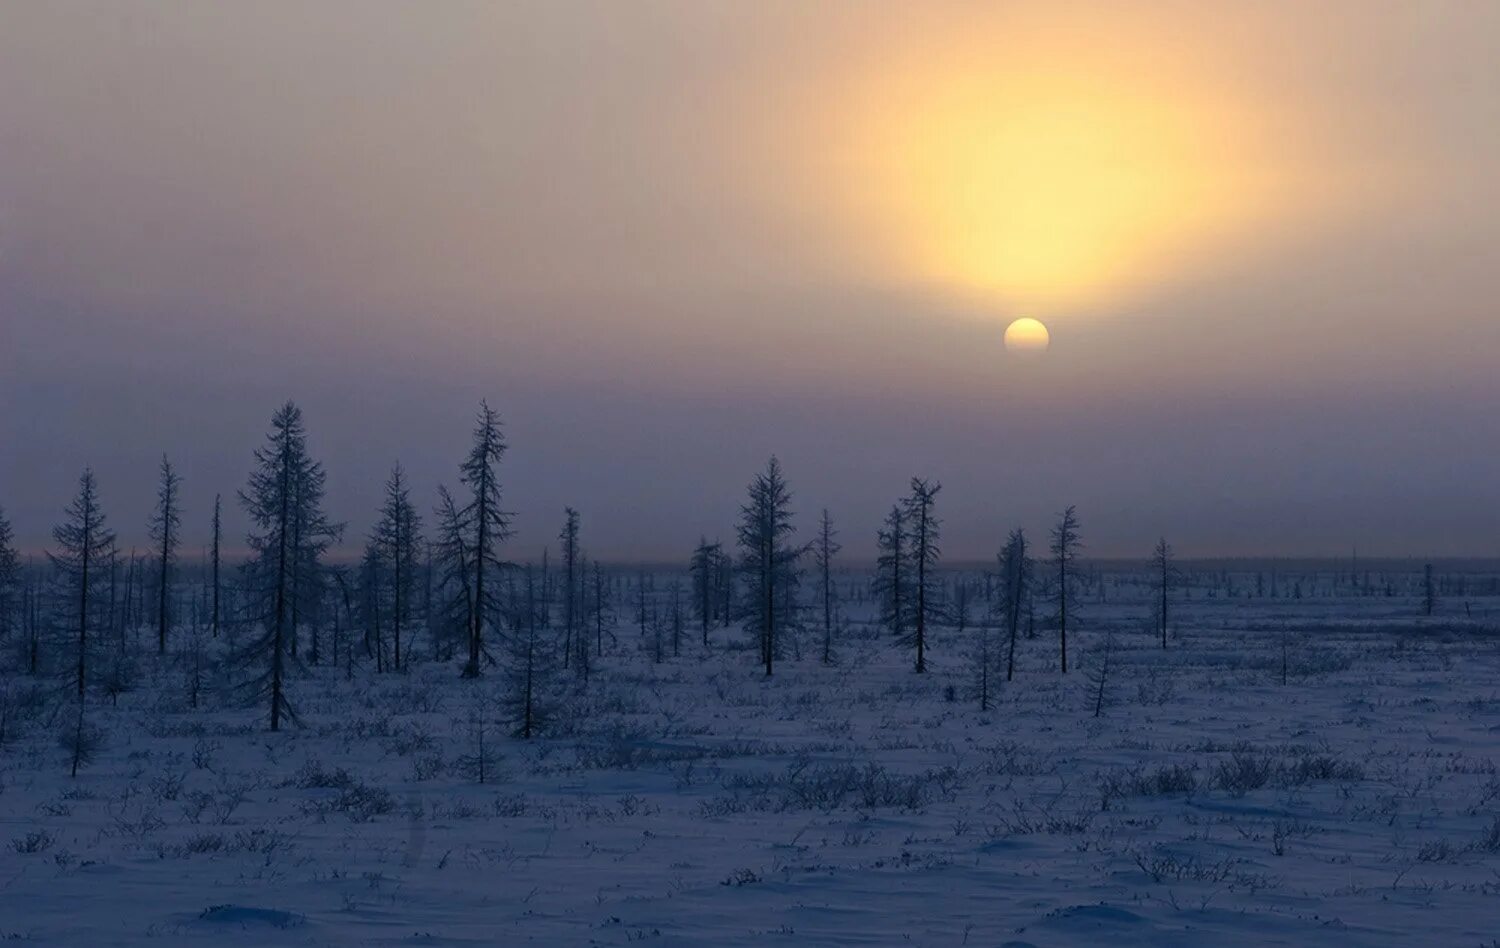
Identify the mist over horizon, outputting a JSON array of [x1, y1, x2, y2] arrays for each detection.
[[5, 1, 1500, 560]]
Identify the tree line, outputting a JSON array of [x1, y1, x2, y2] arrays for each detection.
[[9, 396, 1394, 745]]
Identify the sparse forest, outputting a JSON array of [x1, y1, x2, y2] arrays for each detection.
[[3, 402, 1500, 945]]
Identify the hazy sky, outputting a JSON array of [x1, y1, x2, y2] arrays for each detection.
[[4, 1, 1500, 560]]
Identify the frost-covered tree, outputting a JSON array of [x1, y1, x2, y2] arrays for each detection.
[[372, 463, 422, 671], [238, 402, 340, 730], [149, 454, 182, 655], [872, 504, 908, 640], [902, 479, 941, 673], [1050, 506, 1082, 674], [50, 470, 117, 700], [459, 401, 514, 677], [813, 509, 841, 665], [736, 457, 800, 677]]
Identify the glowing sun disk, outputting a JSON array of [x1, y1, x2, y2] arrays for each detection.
[[1004, 317, 1050, 353]]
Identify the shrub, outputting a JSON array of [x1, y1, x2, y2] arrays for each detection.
[[1213, 753, 1275, 795], [11, 830, 54, 854], [1474, 817, 1500, 853], [1278, 754, 1364, 787], [290, 759, 356, 790]]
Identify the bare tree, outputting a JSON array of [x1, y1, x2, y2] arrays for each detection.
[[60, 707, 105, 777], [148, 454, 182, 655], [1152, 537, 1175, 648], [210, 494, 222, 638], [359, 540, 387, 671], [592, 562, 613, 659], [24, 562, 43, 675], [997, 529, 1029, 681], [456, 702, 502, 784], [959, 578, 991, 710], [903, 479, 941, 673], [508, 564, 546, 738], [328, 565, 357, 677], [1087, 628, 1116, 718], [689, 537, 721, 648], [184, 595, 206, 709], [0, 505, 17, 645], [459, 401, 514, 677], [813, 509, 841, 665], [670, 581, 683, 658], [50, 470, 117, 700], [1422, 563, 1437, 616], [1050, 506, 1081, 674], [559, 508, 582, 673], [636, 570, 649, 643], [432, 485, 475, 664], [716, 544, 734, 629], [872, 504, 907, 640]]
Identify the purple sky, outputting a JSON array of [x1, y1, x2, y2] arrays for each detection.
[[4, 2, 1500, 561]]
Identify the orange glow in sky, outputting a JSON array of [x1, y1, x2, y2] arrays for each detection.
[[797, 11, 1333, 315]]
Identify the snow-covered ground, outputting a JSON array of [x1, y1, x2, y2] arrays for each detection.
[[4, 569, 1500, 946]]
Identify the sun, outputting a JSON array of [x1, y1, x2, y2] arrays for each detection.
[[1004, 317, 1050, 353]]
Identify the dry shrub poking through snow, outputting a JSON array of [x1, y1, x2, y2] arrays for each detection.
[[11, 830, 54, 854], [1212, 753, 1277, 796], [1277, 753, 1364, 787]]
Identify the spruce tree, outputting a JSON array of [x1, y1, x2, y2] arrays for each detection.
[[736, 457, 800, 677], [237, 402, 340, 730], [813, 509, 840, 665], [459, 401, 514, 677], [50, 470, 117, 700], [372, 463, 422, 671], [903, 479, 941, 673], [1050, 506, 1082, 674]]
